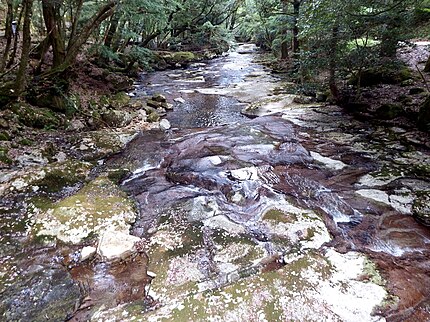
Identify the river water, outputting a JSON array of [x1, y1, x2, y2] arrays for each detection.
[[2, 44, 430, 321], [107, 44, 430, 321]]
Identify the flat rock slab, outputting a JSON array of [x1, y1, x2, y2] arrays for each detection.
[[97, 231, 141, 261]]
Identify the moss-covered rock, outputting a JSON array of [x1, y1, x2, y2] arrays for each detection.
[[101, 109, 133, 127], [0, 147, 12, 165], [376, 103, 405, 120], [0, 131, 10, 141], [7, 160, 92, 193], [413, 192, 430, 226], [11, 103, 62, 129], [147, 111, 161, 123], [0, 83, 18, 108], [32, 176, 137, 244], [110, 91, 131, 109], [350, 65, 412, 87]]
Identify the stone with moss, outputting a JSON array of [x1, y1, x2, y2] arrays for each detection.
[[147, 111, 161, 123], [0, 131, 10, 141], [32, 176, 137, 244], [413, 192, 430, 226], [376, 103, 405, 120], [110, 91, 131, 109], [101, 109, 134, 127], [11, 103, 62, 129], [6, 160, 92, 194], [0, 147, 12, 165]]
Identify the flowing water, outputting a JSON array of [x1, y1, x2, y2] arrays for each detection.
[[2, 44, 430, 321]]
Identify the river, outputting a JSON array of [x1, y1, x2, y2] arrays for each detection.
[[2, 44, 430, 321]]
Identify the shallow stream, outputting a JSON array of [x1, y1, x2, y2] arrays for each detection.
[[1, 44, 430, 321]]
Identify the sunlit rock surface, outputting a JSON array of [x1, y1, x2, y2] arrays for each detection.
[[32, 176, 137, 244]]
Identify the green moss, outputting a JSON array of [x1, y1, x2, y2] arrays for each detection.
[[171, 51, 196, 62], [107, 168, 131, 184], [13, 103, 61, 129], [35, 161, 92, 193], [0, 132, 10, 141], [263, 208, 298, 223], [0, 147, 12, 164], [363, 258, 385, 286], [18, 138, 33, 146]]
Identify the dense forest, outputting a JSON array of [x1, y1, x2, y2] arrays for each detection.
[[1, 0, 430, 125]]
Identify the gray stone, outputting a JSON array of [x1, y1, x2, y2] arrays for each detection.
[[159, 119, 171, 130], [152, 93, 167, 103], [97, 231, 140, 261]]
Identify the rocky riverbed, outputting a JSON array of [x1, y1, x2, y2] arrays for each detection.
[[1, 44, 430, 321]]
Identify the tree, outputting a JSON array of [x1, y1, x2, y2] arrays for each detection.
[[15, 0, 33, 95]]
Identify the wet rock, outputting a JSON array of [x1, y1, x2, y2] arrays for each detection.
[[413, 193, 430, 226], [293, 95, 315, 104], [147, 99, 163, 109], [33, 176, 137, 244], [0, 265, 80, 322], [161, 102, 174, 110], [174, 97, 186, 104], [97, 231, 140, 261]]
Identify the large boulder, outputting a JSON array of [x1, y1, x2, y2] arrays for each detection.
[[32, 176, 137, 244], [349, 65, 412, 87], [376, 103, 405, 120], [101, 109, 133, 127], [11, 103, 62, 129]]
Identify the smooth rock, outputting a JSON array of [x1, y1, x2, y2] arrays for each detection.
[[174, 97, 186, 104], [80, 246, 96, 261], [159, 119, 171, 130], [97, 231, 140, 261]]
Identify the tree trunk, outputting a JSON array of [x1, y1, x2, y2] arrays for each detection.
[[292, 0, 301, 54], [425, 55, 430, 73], [7, 5, 23, 68], [0, 0, 14, 72], [15, 0, 33, 95], [329, 24, 339, 102], [42, 1, 117, 77], [104, 11, 120, 49], [42, 0, 66, 68], [68, 0, 83, 50]]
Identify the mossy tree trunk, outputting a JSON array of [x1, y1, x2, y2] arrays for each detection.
[[0, 0, 14, 72], [15, 0, 33, 95], [42, 0, 66, 68]]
